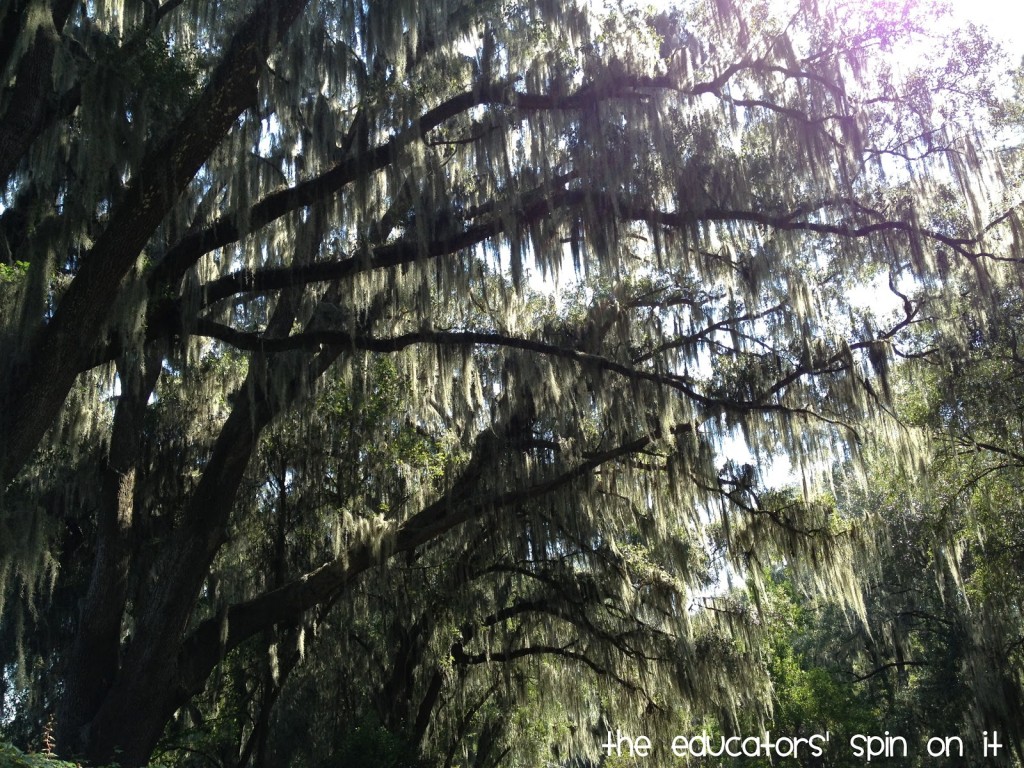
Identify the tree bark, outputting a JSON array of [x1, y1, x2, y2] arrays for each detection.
[[0, 0, 76, 186], [0, 0, 312, 492], [55, 351, 162, 759], [77, 333, 334, 765], [76, 379, 273, 766]]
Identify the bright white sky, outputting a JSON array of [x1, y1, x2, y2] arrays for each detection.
[[646, 0, 1024, 64], [951, 0, 1024, 58]]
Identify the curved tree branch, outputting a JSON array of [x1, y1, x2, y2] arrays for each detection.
[[0, 0, 314, 491]]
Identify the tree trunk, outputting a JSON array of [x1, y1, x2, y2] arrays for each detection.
[[56, 352, 161, 758]]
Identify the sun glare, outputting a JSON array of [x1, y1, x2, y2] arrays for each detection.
[[633, 0, 1024, 62], [945, 0, 1024, 57]]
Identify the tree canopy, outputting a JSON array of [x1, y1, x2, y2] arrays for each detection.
[[0, 0, 1021, 765]]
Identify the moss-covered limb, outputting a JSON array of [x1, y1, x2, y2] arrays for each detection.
[[174, 403, 612, 684], [55, 351, 164, 757], [0, 0, 313, 491], [79, 347, 343, 766], [0, 0, 78, 187]]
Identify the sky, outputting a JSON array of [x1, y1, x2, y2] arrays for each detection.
[[950, 0, 1024, 58]]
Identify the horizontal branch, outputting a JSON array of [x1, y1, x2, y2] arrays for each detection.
[[189, 189, 961, 318], [176, 428, 655, 697], [848, 660, 929, 683], [452, 641, 644, 693], [148, 52, 783, 290], [192, 320, 719, 405], [146, 67, 698, 290], [619, 200, 983, 257]]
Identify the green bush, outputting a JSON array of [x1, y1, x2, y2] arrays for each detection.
[[0, 742, 81, 768]]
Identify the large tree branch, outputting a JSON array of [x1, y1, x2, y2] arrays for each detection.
[[175, 429, 654, 698], [147, 83, 519, 289], [192, 192, 987, 309], [192, 320, 719, 405], [188, 318, 896, 428], [80, 175, 577, 370], [146, 58, 766, 293], [0, 0, 76, 186], [612, 198, 984, 257], [150, 70, 639, 282], [0, 0, 313, 493]]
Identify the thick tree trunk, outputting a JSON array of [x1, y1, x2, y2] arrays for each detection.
[[74, 407, 479, 765], [72, 310, 323, 766], [57, 375, 571, 766], [76, 376, 274, 766], [56, 352, 161, 758]]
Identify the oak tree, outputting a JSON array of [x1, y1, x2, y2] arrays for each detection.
[[0, 0, 1018, 764]]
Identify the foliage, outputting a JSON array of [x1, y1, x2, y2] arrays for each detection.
[[0, 740, 169, 768], [0, 742, 80, 768], [854, 286, 1024, 760]]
